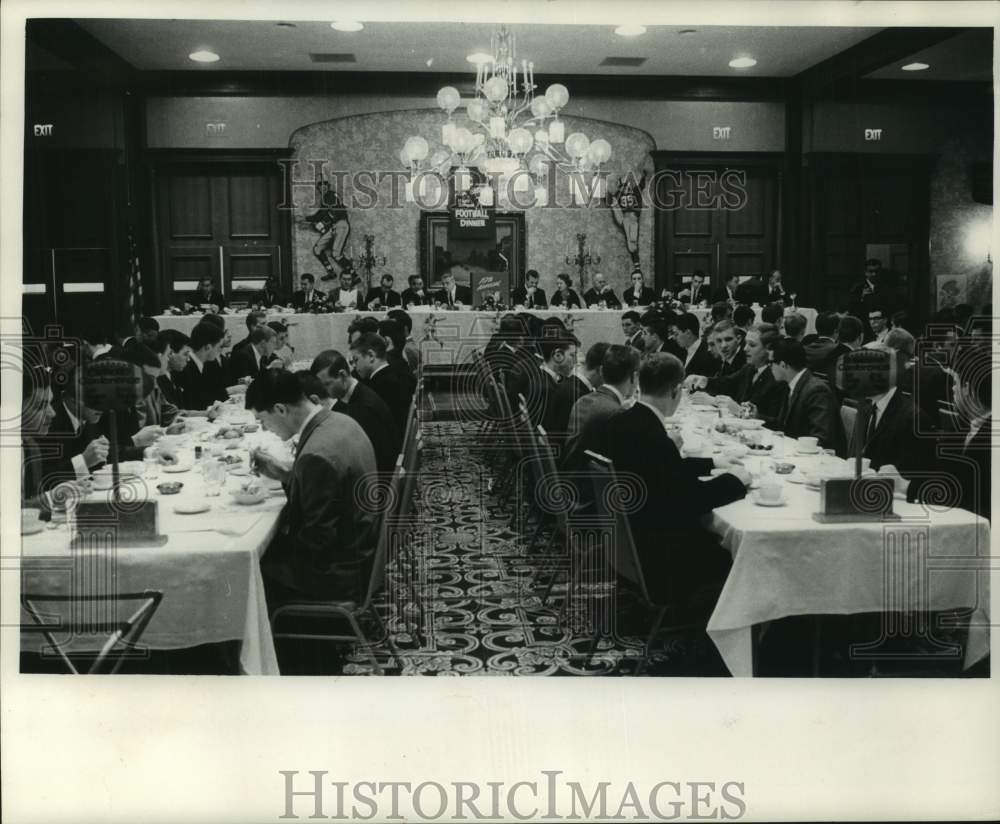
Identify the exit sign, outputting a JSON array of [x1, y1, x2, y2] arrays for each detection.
[[33, 124, 53, 136], [713, 127, 732, 140], [205, 122, 227, 136], [865, 128, 883, 141]]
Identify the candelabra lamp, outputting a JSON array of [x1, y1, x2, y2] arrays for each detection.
[[564, 232, 600, 289], [357, 234, 388, 286]]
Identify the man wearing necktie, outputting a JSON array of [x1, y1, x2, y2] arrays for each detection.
[[436, 271, 471, 308]]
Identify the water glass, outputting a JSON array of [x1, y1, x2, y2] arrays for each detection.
[[143, 446, 160, 480], [203, 459, 227, 497]]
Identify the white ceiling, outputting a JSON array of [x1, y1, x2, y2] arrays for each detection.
[[76, 20, 881, 76]]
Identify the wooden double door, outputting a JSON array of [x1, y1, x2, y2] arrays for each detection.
[[655, 156, 782, 294], [153, 156, 289, 309]]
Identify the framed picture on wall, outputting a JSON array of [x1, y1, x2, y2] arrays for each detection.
[[419, 211, 526, 292]]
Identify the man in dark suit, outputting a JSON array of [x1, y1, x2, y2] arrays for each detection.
[[622, 269, 656, 307], [668, 312, 718, 377], [178, 321, 229, 410], [711, 320, 747, 377], [804, 312, 841, 372], [401, 274, 432, 308], [291, 273, 326, 311], [507, 329, 578, 431], [186, 277, 227, 312], [246, 370, 378, 608], [311, 350, 402, 473], [510, 269, 548, 309], [711, 274, 738, 305], [824, 314, 864, 383], [350, 332, 415, 434], [253, 276, 284, 309], [848, 258, 893, 321], [435, 271, 473, 308], [363, 273, 402, 309], [639, 311, 684, 359], [377, 318, 415, 377], [229, 325, 278, 383], [548, 342, 607, 450], [764, 339, 846, 455], [562, 344, 637, 471], [734, 274, 768, 306], [677, 270, 707, 306], [621, 311, 644, 349], [596, 353, 750, 607], [688, 323, 788, 420], [38, 367, 110, 487], [232, 311, 268, 358], [583, 273, 621, 308]]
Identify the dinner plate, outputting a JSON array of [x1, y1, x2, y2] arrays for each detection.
[[228, 466, 250, 476], [174, 501, 210, 514], [162, 463, 193, 473], [786, 473, 809, 484]]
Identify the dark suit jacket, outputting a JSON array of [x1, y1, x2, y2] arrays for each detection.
[[550, 289, 583, 309], [333, 381, 401, 474], [178, 357, 228, 410], [682, 340, 719, 378], [363, 286, 401, 309], [507, 358, 559, 431], [583, 287, 621, 309], [510, 286, 548, 309], [715, 348, 747, 378], [711, 286, 736, 304], [159, 374, 183, 409], [548, 374, 592, 449], [682, 283, 708, 306], [862, 390, 934, 483], [625, 331, 644, 350], [734, 279, 768, 305], [228, 344, 266, 383], [435, 285, 473, 308], [769, 286, 788, 303], [366, 362, 416, 434], [262, 409, 378, 603], [706, 364, 788, 420], [598, 403, 745, 603], [622, 285, 656, 307], [291, 288, 326, 311], [400, 288, 432, 307], [189, 289, 227, 310], [562, 385, 624, 471], [766, 369, 846, 455], [38, 401, 92, 489], [955, 419, 992, 520], [253, 286, 283, 308]]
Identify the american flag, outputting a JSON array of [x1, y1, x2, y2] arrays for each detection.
[[127, 227, 144, 328]]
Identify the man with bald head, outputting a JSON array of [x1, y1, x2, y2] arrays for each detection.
[[583, 272, 621, 309]]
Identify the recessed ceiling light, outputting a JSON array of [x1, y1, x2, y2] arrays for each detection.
[[678, 29, 698, 35], [615, 24, 647, 37], [728, 56, 757, 69], [330, 20, 364, 32], [902, 62, 930, 71], [189, 50, 220, 63], [426, 58, 434, 67], [467, 52, 493, 65], [276, 22, 297, 28]]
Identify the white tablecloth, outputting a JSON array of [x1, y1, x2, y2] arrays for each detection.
[[155, 306, 817, 365], [20, 429, 285, 675], [701, 446, 991, 676]]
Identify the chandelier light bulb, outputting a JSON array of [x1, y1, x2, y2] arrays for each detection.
[[589, 138, 612, 163], [478, 185, 494, 207], [484, 76, 509, 102], [467, 99, 487, 122], [545, 83, 569, 110], [565, 132, 590, 159], [436, 86, 461, 113], [530, 98, 553, 119], [508, 127, 534, 154], [533, 184, 548, 207], [405, 135, 429, 162]]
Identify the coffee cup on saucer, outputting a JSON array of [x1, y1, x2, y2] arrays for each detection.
[[757, 482, 783, 503]]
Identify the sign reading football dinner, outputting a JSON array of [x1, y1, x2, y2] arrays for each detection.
[[449, 178, 495, 240]]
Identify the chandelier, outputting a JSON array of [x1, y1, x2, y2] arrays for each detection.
[[399, 26, 613, 208]]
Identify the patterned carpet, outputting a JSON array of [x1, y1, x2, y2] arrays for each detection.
[[337, 420, 729, 676]]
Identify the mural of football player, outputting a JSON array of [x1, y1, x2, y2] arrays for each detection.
[[610, 153, 654, 268], [305, 179, 351, 281]]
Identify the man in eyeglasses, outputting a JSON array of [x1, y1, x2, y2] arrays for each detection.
[[867, 307, 891, 344]]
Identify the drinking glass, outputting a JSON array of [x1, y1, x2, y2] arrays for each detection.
[[143, 446, 160, 480], [203, 459, 227, 497]]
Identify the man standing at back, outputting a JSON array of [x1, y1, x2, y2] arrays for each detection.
[[246, 370, 378, 609]]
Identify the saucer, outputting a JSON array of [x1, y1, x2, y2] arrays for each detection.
[[21, 522, 45, 535], [162, 463, 193, 473], [796, 447, 820, 455], [751, 492, 787, 507], [174, 501, 210, 515]]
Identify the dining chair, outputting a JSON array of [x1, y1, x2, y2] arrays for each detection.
[[21, 590, 164, 674], [270, 463, 406, 675], [584, 451, 701, 675]]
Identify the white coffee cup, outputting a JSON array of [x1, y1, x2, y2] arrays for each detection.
[[758, 482, 783, 503], [21, 508, 41, 532], [797, 436, 819, 451]]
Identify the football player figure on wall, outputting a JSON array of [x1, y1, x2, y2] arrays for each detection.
[[609, 153, 654, 268], [305, 178, 352, 282]]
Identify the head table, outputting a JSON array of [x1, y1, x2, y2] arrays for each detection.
[[155, 305, 817, 366], [20, 407, 286, 675], [669, 397, 990, 676]]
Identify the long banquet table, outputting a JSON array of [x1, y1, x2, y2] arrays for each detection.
[[671, 403, 991, 676], [156, 306, 817, 365], [20, 413, 286, 675]]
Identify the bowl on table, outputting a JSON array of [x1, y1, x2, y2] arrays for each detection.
[[774, 462, 796, 475], [156, 481, 183, 495], [231, 482, 269, 505]]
